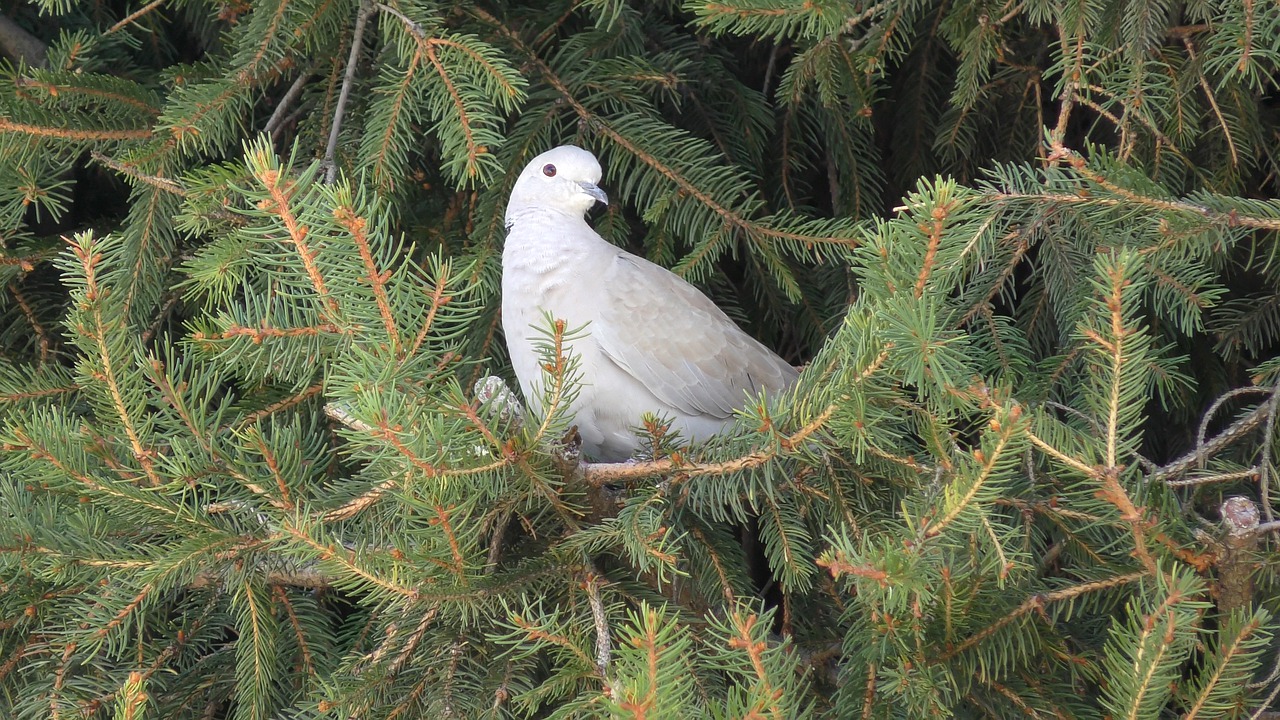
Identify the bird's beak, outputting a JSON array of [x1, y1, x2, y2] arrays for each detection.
[[577, 181, 609, 205]]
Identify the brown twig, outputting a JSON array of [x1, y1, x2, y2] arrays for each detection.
[[103, 0, 166, 36], [1151, 403, 1272, 482], [264, 70, 313, 136], [324, 0, 375, 184], [585, 570, 611, 676]]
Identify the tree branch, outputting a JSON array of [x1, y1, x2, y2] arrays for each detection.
[[0, 13, 46, 69]]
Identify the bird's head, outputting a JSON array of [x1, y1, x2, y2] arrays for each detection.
[[505, 145, 609, 222]]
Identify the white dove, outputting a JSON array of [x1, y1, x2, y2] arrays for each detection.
[[501, 145, 798, 461]]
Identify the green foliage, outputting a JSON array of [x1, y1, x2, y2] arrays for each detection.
[[1, 0, 1279, 718]]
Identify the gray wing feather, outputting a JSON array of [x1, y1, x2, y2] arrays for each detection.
[[595, 254, 798, 419]]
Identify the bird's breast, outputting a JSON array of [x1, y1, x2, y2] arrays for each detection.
[[502, 221, 606, 326]]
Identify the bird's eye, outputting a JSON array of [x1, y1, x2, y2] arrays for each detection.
[[542, 164, 557, 177]]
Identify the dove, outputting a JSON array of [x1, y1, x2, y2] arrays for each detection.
[[501, 145, 798, 462]]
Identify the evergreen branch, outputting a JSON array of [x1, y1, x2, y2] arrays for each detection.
[[14, 77, 161, 116], [913, 201, 945, 298], [236, 382, 323, 428], [50, 642, 73, 720], [422, 41, 482, 180], [7, 281, 55, 361], [333, 205, 400, 351], [10, 426, 167, 512], [0, 640, 37, 686], [0, 118, 151, 141], [188, 563, 333, 589], [585, 571, 611, 675], [582, 404, 836, 485], [1150, 403, 1271, 481], [861, 662, 877, 719], [1075, 85, 1190, 165], [380, 5, 521, 171], [386, 607, 439, 679], [509, 614, 596, 669], [0, 253, 42, 271], [144, 353, 284, 502], [264, 70, 312, 135], [1262, 383, 1280, 523], [432, 505, 468, 584], [1052, 147, 1280, 230], [472, 7, 855, 250], [1236, 0, 1255, 76], [0, 14, 46, 68], [103, 0, 167, 36], [68, 238, 161, 485], [455, 400, 506, 456], [1182, 37, 1239, 167], [140, 292, 180, 345], [1050, 21, 1084, 147], [1026, 428, 1099, 477], [236, 578, 273, 718], [206, 322, 344, 341], [88, 583, 153, 644], [1097, 469, 1158, 574], [530, 319, 575, 448], [957, 230, 1029, 327], [925, 403, 1022, 538], [320, 403, 511, 521], [280, 521, 420, 599], [1099, 260, 1129, 469], [1198, 387, 1273, 450], [725, 612, 786, 720], [117, 672, 147, 719], [374, 3, 425, 37], [816, 552, 889, 585], [366, 46, 423, 192], [971, 677, 1039, 718], [1164, 468, 1259, 488], [88, 642, 180, 715], [119, 187, 173, 319], [249, 146, 342, 319], [325, 0, 375, 184], [388, 673, 431, 719], [1183, 614, 1268, 719], [88, 151, 186, 195], [245, 426, 294, 509], [939, 571, 1149, 661], [617, 609, 662, 715], [1113, 585, 1196, 720], [0, 384, 76, 403], [687, 524, 738, 603]]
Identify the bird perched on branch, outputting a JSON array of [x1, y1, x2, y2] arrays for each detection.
[[501, 145, 798, 462]]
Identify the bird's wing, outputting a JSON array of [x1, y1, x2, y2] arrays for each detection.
[[595, 252, 798, 419]]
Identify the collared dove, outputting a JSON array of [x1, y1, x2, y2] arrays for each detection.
[[501, 145, 798, 461]]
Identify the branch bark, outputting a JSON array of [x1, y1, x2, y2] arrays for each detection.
[[0, 14, 46, 69]]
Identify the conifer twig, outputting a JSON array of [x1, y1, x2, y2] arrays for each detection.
[[7, 281, 54, 361], [1150, 403, 1271, 482], [938, 571, 1148, 662], [1257, 380, 1280, 523], [324, 0, 375, 184], [1164, 468, 1260, 488], [89, 152, 185, 195], [585, 570, 611, 676], [103, 0, 166, 37], [374, 3, 425, 38], [264, 70, 312, 136]]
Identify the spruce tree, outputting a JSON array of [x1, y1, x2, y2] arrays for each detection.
[[0, 0, 1278, 717]]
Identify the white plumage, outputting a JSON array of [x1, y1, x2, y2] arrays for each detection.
[[501, 145, 798, 461]]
